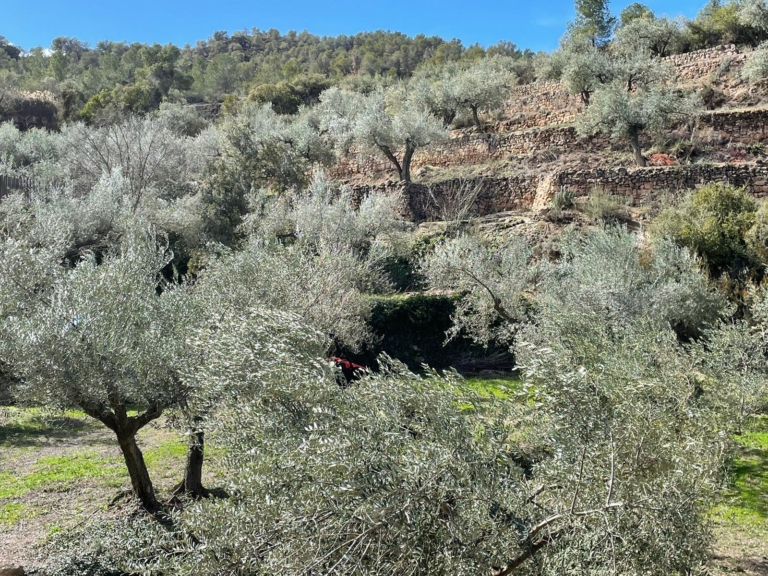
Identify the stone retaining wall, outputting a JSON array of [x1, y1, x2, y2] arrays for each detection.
[[352, 163, 768, 221], [699, 108, 768, 143], [548, 163, 768, 204], [492, 45, 750, 130], [334, 105, 768, 179], [665, 44, 748, 81], [333, 126, 607, 177], [351, 175, 540, 221]]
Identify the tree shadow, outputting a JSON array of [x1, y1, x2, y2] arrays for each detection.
[[732, 446, 768, 518], [0, 415, 94, 447]]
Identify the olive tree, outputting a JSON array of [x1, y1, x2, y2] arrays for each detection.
[[43, 260, 733, 575], [199, 171, 404, 350], [451, 57, 517, 130], [409, 62, 463, 127], [320, 86, 447, 183], [202, 102, 334, 243], [576, 73, 699, 166], [692, 316, 768, 435], [358, 86, 447, 182], [737, 0, 768, 38], [421, 234, 536, 344], [558, 38, 615, 106], [0, 230, 194, 511], [613, 15, 685, 57], [410, 57, 516, 130], [162, 172, 404, 494], [424, 228, 726, 347]]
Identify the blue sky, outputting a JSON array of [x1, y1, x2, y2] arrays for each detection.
[[1, 0, 707, 53]]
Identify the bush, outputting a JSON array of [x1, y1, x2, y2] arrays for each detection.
[[581, 187, 631, 222], [550, 187, 575, 210], [650, 182, 761, 278], [741, 42, 768, 84], [362, 293, 513, 371], [247, 82, 303, 115], [745, 200, 768, 261]]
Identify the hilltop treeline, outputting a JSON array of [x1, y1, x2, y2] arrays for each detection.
[[0, 29, 533, 123], [2, 0, 768, 125]]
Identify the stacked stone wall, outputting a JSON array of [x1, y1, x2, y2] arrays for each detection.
[[352, 163, 768, 221], [500, 84, 582, 130], [351, 175, 540, 221], [699, 108, 768, 143], [334, 104, 768, 179], [186, 102, 223, 120], [665, 44, 748, 81], [491, 45, 751, 130], [332, 126, 608, 177], [547, 163, 768, 207]]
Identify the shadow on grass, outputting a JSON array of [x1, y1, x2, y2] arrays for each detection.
[[731, 419, 768, 519], [732, 453, 768, 517], [0, 415, 97, 447]]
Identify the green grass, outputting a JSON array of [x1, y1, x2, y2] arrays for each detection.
[[722, 415, 768, 522], [0, 503, 29, 525], [0, 453, 123, 500], [144, 438, 187, 467], [708, 415, 768, 572], [463, 375, 521, 399], [0, 406, 194, 504]]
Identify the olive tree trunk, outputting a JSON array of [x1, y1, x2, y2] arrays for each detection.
[[470, 104, 482, 130], [174, 424, 210, 498], [378, 140, 417, 183], [401, 141, 416, 183], [117, 432, 160, 512], [629, 129, 647, 167], [84, 402, 163, 513]]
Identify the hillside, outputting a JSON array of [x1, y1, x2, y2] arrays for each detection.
[[333, 44, 768, 229], [2, 1, 768, 574]]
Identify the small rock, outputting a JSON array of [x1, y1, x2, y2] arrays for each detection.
[[0, 567, 25, 576]]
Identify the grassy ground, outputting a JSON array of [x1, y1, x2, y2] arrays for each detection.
[[463, 373, 520, 398], [0, 406, 220, 568], [710, 415, 768, 575], [1, 396, 765, 573]]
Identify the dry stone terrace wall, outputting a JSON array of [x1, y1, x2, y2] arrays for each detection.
[[333, 104, 768, 179], [476, 45, 751, 133], [551, 163, 768, 203], [351, 176, 540, 221], [331, 127, 609, 177], [352, 163, 768, 221], [333, 45, 764, 180], [666, 44, 749, 81], [700, 108, 768, 143], [499, 83, 582, 130], [187, 102, 223, 120]]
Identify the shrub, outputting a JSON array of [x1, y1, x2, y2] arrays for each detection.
[[581, 187, 630, 222], [650, 182, 760, 278], [550, 187, 575, 210], [745, 200, 768, 261], [741, 42, 768, 84], [364, 293, 510, 370]]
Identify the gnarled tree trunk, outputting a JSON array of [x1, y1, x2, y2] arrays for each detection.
[[629, 129, 647, 167], [401, 141, 416, 183], [84, 401, 163, 513], [117, 432, 160, 512], [174, 421, 210, 499], [470, 104, 482, 130]]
